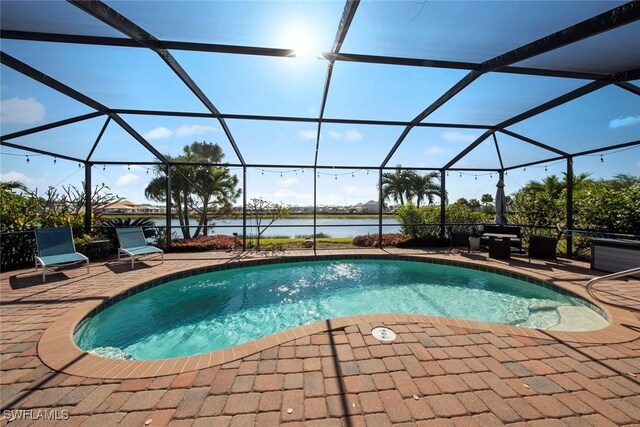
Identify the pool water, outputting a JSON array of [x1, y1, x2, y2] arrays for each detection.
[[75, 260, 607, 360]]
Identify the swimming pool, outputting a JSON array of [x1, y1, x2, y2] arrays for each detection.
[[74, 259, 607, 360]]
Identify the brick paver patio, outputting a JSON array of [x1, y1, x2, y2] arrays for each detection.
[[1, 249, 639, 426]]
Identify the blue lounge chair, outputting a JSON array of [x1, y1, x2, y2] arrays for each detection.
[[34, 227, 89, 282], [116, 227, 163, 269]]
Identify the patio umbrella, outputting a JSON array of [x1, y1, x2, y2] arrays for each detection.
[[494, 177, 508, 226]]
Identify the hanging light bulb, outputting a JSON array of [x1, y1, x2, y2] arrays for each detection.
[[103, 165, 106, 171], [459, 173, 462, 178], [53, 157, 57, 164], [78, 163, 82, 168], [600, 155, 604, 163], [280, 172, 283, 178], [26, 155, 30, 163], [128, 164, 130, 170], [261, 170, 264, 175], [446, 171, 449, 177], [475, 175, 477, 181], [335, 175, 337, 180], [366, 170, 369, 175], [523, 167, 526, 172], [351, 172, 354, 178], [317, 173, 320, 178], [301, 168, 304, 173], [545, 166, 548, 172]]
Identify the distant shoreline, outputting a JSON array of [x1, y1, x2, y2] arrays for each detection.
[[101, 213, 397, 220]]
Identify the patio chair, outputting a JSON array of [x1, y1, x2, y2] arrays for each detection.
[[528, 235, 559, 264], [115, 227, 163, 269], [488, 236, 511, 260], [448, 229, 470, 253], [34, 227, 89, 282]]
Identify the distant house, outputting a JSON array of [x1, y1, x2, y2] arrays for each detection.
[[351, 200, 382, 213], [99, 199, 165, 214]]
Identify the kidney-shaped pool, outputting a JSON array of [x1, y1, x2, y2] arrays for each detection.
[[75, 259, 607, 360]]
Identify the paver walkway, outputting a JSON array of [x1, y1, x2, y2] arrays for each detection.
[[1, 249, 639, 426]]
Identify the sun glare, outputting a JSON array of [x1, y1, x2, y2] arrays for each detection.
[[281, 25, 322, 60]]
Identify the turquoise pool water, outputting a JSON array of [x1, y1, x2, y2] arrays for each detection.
[[75, 259, 606, 360]]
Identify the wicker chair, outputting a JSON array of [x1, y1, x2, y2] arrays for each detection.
[[489, 236, 511, 260], [528, 235, 559, 264]]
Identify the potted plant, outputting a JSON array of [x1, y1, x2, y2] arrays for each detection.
[[469, 226, 482, 251]]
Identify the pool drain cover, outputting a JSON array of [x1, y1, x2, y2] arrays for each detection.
[[371, 327, 397, 342]]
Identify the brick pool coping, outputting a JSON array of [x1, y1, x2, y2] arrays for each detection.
[[37, 251, 640, 380]]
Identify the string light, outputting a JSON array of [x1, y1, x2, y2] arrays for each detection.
[[53, 157, 57, 164], [523, 167, 526, 172], [103, 165, 106, 171], [600, 155, 604, 163], [351, 172, 354, 178], [128, 164, 130, 170], [26, 155, 30, 163], [545, 166, 547, 172]]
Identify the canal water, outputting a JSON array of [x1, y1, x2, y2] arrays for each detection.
[[154, 218, 401, 239]]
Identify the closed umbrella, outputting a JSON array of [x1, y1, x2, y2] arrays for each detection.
[[494, 177, 508, 226]]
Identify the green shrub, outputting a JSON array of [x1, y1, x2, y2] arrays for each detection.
[[171, 235, 240, 251], [352, 233, 409, 247]]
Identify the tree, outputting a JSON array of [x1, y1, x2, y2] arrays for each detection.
[[145, 141, 241, 239], [480, 193, 494, 214], [381, 166, 412, 206], [481, 194, 493, 207], [607, 174, 640, 189], [247, 198, 290, 250], [410, 171, 441, 207], [381, 166, 442, 207]]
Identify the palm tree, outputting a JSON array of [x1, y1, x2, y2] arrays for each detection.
[[0, 180, 28, 192], [410, 172, 441, 207], [609, 173, 640, 189], [381, 166, 412, 206], [145, 141, 241, 239]]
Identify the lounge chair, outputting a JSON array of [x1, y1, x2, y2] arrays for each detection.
[[34, 227, 89, 282], [116, 227, 163, 269]]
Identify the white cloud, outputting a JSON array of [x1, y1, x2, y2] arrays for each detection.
[[273, 189, 313, 203], [116, 173, 141, 186], [342, 185, 377, 196], [328, 129, 363, 141], [425, 145, 445, 155], [1, 97, 45, 124], [344, 129, 363, 141], [0, 171, 35, 185], [143, 127, 173, 140], [441, 131, 476, 143], [298, 130, 316, 140], [609, 115, 640, 129], [121, 165, 146, 172], [278, 177, 298, 187], [175, 124, 218, 138], [142, 124, 218, 140]]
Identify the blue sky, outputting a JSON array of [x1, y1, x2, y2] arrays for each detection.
[[1, 0, 639, 206]]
